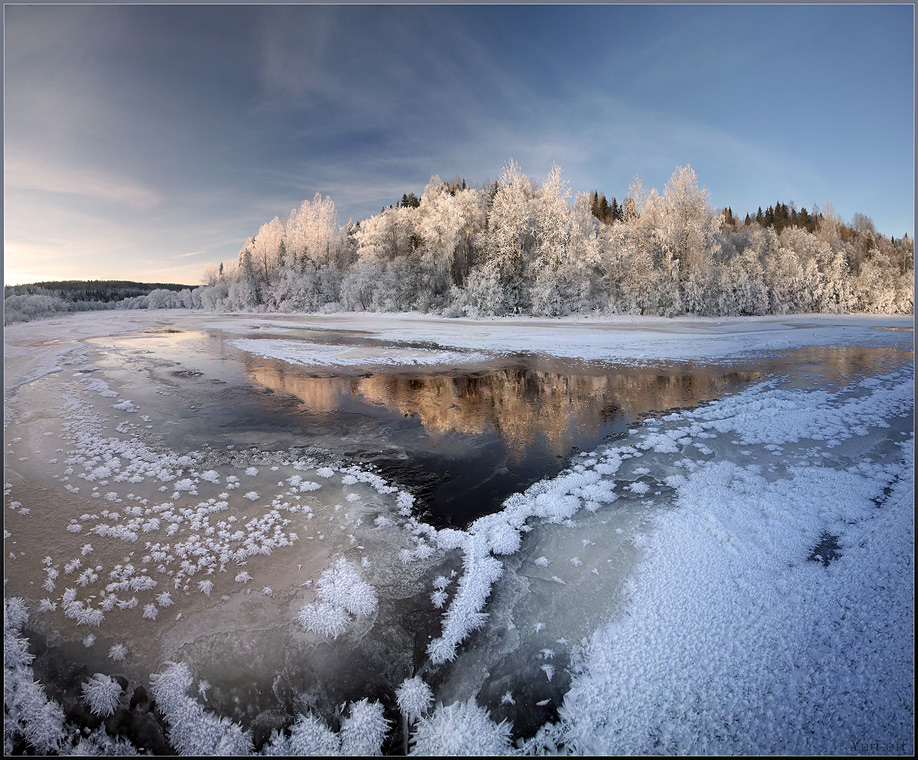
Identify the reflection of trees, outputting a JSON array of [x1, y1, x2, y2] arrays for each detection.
[[246, 367, 356, 414], [244, 359, 767, 459], [356, 370, 618, 457], [243, 341, 912, 461]]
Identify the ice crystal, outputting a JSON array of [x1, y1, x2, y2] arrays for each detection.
[[81, 673, 122, 717]]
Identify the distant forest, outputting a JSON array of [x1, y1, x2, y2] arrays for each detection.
[[4, 162, 913, 324], [4, 280, 196, 324], [5, 280, 192, 302]]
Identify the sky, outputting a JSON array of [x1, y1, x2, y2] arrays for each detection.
[[3, 2, 915, 286]]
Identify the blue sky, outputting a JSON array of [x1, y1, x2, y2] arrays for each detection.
[[3, 2, 914, 285]]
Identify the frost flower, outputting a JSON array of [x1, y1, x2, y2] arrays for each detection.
[[410, 699, 512, 756], [81, 673, 123, 717], [396, 676, 433, 724]]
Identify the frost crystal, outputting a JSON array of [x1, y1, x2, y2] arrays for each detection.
[[296, 601, 350, 639], [263, 713, 340, 756], [108, 643, 127, 662], [81, 673, 122, 717], [339, 698, 389, 756], [295, 557, 377, 639], [316, 557, 378, 618], [150, 662, 253, 755], [396, 675, 433, 724], [410, 699, 512, 756]]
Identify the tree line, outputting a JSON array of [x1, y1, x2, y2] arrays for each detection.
[[4, 281, 196, 324], [5, 280, 192, 303], [5, 162, 912, 325], [196, 162, 912, 317]]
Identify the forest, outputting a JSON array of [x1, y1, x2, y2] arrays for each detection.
[[198, 163, 913, 318], [3, 281, 196, 324], [5, 163, 913, 324]]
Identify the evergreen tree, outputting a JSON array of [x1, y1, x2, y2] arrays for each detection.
[[764, 205, 775, 228], [797, 206, 811, 231]]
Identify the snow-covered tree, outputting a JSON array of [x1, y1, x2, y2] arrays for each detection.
[[476, 159, 535, 315]]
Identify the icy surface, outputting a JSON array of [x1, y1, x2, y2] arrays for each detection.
[[231, 337, 490, 368], [3, 311, 913, 755], [556, 389, 912, 750]]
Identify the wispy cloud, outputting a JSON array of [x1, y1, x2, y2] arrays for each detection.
[[5, 154, 162, 211], [3, 3, 912, 287]]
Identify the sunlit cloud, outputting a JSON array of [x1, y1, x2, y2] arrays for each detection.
[[5, 154, 162, 211], [173, 250, 206, 260]]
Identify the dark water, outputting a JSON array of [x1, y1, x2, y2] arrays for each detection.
[[241, 356, 766, 526], [95, 329, 913, 528]]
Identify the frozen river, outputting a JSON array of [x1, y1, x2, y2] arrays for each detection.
[[4, 311, 913, 754]]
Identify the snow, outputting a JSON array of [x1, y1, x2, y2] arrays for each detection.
[[196, 311, 912, 366], [552, 380, 914, 754], [3, 310, 913, 754], [231, 337, 491, 368]]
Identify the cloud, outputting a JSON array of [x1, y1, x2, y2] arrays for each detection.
[[5, 154, 162, 211]]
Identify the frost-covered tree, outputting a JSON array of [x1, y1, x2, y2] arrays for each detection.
[[227, 244, 260, 310], [286, 193, 347, 268], [342, 206, 420, 310], [655, 165, 721, 313], [340, 261, 385, 311], [251, 216, 285, 287], [474, 159, 535, 315], [200, 160, 911, 318], [530, 163, 577, 316], [411, 177, 487, 309]]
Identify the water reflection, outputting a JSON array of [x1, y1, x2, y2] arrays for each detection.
[[235, 341, 912, 525], [246, 363, 764, 460], [240, 357, 764, 524]]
